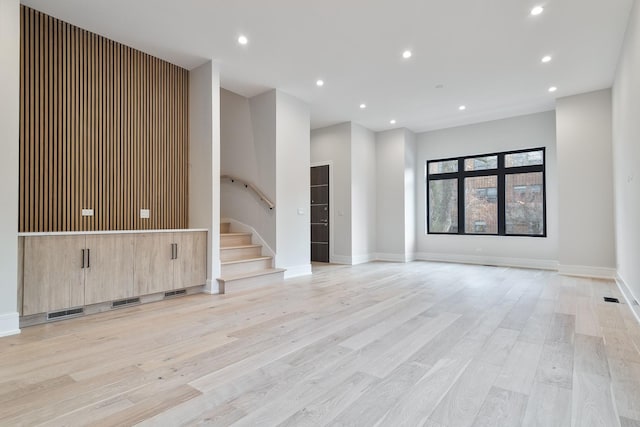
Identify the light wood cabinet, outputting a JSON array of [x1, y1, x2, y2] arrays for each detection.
[[23, 235, 86, 316], [174, 231, 207, 289], [21, 230, 207, 317], [84, 234, 135, 305], [134, 233, 175, 295], [133, 231, 207, 296]]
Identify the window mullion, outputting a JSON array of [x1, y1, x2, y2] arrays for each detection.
[[497, 155, 506, 235], [458, 158, 465, 234]]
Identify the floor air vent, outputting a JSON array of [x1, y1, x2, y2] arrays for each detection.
[[604, 297, 620, 303], [112, 297, 141, 308], [164, 289, 187, 298], [47, 308, 83, 320]]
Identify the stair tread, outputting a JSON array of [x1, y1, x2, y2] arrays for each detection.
[[219, 268, 286, 282], [221, 232, 252, 236], [220, 244, 262, 250], [221, 256, 272, 265]]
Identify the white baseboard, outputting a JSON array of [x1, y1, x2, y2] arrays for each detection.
[[203, 278, 222, 294], [615, 273, 640, 325], [558, 264, 616, 279], [330, 254, 353, 265], [352, 254, 376, 265], [284, 264, 312, 279], [415, 252, 558, 271], [221, 217, 275, 259], [375, 252, 415, 263], [0, 312, 20, 337]]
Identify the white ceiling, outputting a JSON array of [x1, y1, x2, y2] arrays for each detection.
[[22, 0, 633, 132]]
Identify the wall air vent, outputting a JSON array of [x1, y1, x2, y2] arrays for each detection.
[[603, 297, 620, 303], [112, 297, 141, 308], [47, 308, 84, 320], [164, 289, 187, 298]]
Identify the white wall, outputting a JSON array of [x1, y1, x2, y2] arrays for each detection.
[[376, 129, 411, 260], [310, 123, 352, 262], [416, 111, 559, 269], [613, 0, 640, 307], [220, 89, 276, 251], [556, 90, 615, 278], [351, 123, 377, 263], [189, 61, 221, 293], [404, 129, 417, 259], [0, 0, 20, 337], [275, 91, 311, 277]]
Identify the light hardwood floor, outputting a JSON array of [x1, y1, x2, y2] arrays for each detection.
[[2, 261, 640, 426]]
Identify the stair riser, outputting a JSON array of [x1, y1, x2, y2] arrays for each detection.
[[218, 270, 285, 293], [220, 222, 230, 233], [222, 258, 272, 276], [220, 246, 262, 262], [221, 234, 252, 246]]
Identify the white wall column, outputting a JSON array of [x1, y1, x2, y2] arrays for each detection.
[[556, 89, 615, 278], [275, 91, 311, 277], [0, 0, 20, 337], [189, 61, 221, 293]]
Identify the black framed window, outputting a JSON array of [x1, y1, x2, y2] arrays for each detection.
[[427, 148, 546, 237]]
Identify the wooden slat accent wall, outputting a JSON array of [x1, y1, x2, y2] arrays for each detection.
[[19, 6, 189, 232]]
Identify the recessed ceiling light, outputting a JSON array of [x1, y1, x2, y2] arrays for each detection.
[[531, 6, 544, 16], [390, 119, 397, 125], [541, 55, 552, 63], [360, 103, 367, 109], [316, 79, 324, 87], [238, 35, 248, 45], [402, 50, 412, 59], [548, 86, 557, 92], [459, 105, 467, 111]]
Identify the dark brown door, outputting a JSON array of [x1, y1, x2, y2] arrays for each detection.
[[311, 165, 329, 262]]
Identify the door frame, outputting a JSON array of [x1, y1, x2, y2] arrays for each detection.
[[310, 161, 334, 263]]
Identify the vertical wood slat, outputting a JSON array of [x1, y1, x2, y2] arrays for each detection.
[[19, 6, 189, 233]]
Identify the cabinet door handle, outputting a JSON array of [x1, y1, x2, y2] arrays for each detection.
[[81, 249, 85, 269], [171, 243, 177, 260], [174, 243, 178, 260], [87, 249, 90, 268]]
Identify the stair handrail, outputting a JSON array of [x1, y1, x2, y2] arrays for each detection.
[[221, 174, 275, 210]]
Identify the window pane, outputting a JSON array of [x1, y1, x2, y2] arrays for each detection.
[[506, 172, 544, 235], [505, 150, 543, 167], [465, 176, 498, 234], [428, 160, 458, 174], [464, 155, 497, 171], [429, 179, 458, 233]]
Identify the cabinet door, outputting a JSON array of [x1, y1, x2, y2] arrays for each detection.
[[23, 235, 85, 316], [133, 233, 174, 295], [84, 234, 135, 305], [174, 231, 207, 289]]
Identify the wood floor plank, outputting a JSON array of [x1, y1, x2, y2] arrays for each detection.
[[471, 386, 528, 427], [1, 262, 639, 426], [574, 334, 611, 378], [521, 382, 572, 427], [428, 361, 502, 427], [535, 342, 575, 389], [571, 372, 621, 427], [609, 357, 640, 421], [378, 357, 472, 426], [494, 340, 544, 395]]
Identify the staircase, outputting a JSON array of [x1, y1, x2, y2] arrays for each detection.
[[217, 222, 285, 293]]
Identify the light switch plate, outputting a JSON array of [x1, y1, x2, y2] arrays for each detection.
[[140, 209, 150, 219], [81, 209, 94, 217]]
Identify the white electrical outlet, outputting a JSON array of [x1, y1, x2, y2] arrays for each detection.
[[81, 209, 94, 217], [297, 208, 305, 215], [140, 209, 150, 219]]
